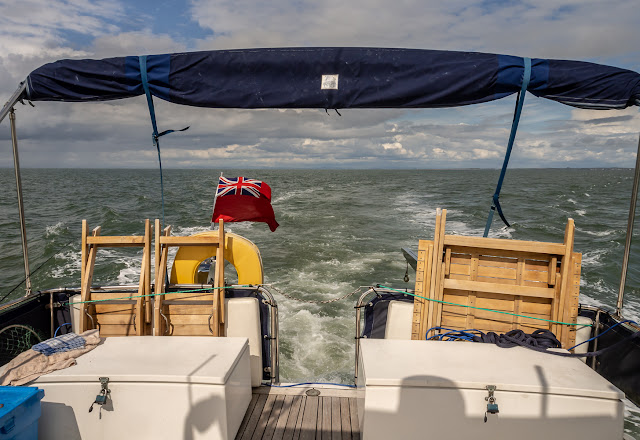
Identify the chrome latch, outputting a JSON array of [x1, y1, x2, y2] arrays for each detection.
[[89, 377, 111, 417], [484, 385, 499, 422]]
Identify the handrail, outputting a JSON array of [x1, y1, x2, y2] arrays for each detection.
[[354, 288, 373, 380], [354, 287, 412, 380], [257, 285, 280, 384]]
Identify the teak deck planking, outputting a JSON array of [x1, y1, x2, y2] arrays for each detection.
[[236, 388, 360, 440]]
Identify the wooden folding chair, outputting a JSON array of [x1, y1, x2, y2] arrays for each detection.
[[411, 209, 581, 348], [79, 219, 151, 336], [154, 219, 226, 336]]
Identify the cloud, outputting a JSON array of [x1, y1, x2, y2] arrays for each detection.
[[0, 0, 126, 106], [189, 0, 640, 63], [1, 0, 640, 169], [0, 0, 123, 61], [473, 148, 500, 159], [91, 31, 188, 58]]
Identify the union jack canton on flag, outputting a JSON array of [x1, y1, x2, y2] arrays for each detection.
[[216, 176, 271, 199]]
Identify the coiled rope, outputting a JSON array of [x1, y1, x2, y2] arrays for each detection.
[[440, 327, 640, 358]]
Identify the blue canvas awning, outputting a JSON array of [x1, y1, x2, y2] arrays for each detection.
[[24, 47, 640, 110]]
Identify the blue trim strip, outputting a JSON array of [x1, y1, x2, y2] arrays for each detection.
[[124, 56, 141, 94], [530, 58, 549, 92], [496, 55, 523, 95], [147, 54, 171, 101], [484, 57, 531, 237]]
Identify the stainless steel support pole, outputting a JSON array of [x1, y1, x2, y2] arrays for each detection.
[[9, 107, 31, 296], [616, 133, 640, 316]]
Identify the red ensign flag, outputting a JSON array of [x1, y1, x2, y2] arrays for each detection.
[[211, 176, 279, 232]]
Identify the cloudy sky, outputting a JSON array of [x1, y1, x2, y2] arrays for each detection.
[[1, 0, 640, 169]]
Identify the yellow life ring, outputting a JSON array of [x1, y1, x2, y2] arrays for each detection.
[[169, 231, 264, 285]]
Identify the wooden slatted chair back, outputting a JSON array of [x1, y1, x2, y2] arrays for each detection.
[[153, 219, 226, 337], [411, 209, 581, 348], [79, 219, 151, 336]]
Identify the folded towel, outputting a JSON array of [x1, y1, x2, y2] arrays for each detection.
[[0, 329, 101, 386], [32, 332, 86, 356]]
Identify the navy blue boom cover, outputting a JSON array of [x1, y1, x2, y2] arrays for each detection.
[[25, 47, 640, 110]]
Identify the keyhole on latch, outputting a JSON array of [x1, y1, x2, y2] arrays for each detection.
[[404, 262, 410, 283]]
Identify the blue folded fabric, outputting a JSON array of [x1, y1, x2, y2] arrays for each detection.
[[32, 332, 86, 356]]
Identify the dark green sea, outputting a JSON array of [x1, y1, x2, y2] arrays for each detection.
[[1, 168, 640, 434]]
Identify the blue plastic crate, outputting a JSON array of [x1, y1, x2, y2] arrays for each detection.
[[0, 387, 44, 440]]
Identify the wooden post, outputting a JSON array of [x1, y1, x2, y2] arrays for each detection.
[[153, 219, 161, 335], [133, 219, 150, 335], [565, 253, 582, 349], [428, 209, 446, 332], [557, 219, 575, 346], [434, 261, 446, 329], [426, 209, 443, 334], [420, 244, 434, 339], [80, 220, 88, 333], [145, 220, 152, 326], [81, 220, 88, 282], [551, 274, 561, 337], [212, 219, 225, 336], [412, 240, 433, 340], [465, 253, 479, 330], [80, 226, 100, 332], [154, 221, 171, 336]]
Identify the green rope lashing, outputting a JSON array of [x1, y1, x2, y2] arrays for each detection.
[[69, 285, 252, 305], [378, 285, 591, 327], [72, 283, 590, 328]]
